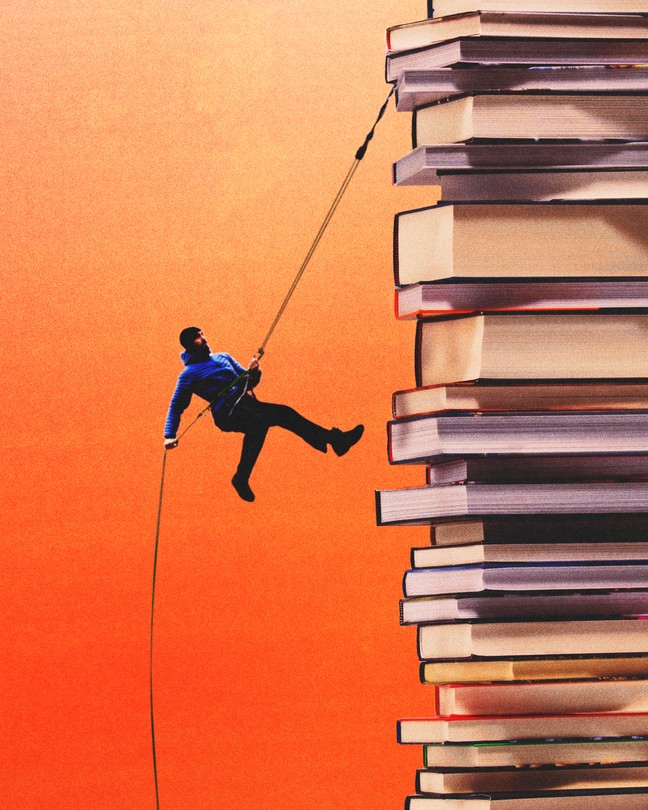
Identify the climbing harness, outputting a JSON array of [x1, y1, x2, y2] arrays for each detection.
[[149, 82, 395, 809]]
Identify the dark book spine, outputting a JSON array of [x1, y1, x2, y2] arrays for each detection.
[[374, 489, 384, 526], [415, 320, 423, 388], [393, 212, 401, 286]]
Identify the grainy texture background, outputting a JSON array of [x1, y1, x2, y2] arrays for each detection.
[[2, 1, 440, 807]]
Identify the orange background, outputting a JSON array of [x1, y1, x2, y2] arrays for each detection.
[[2, 1, 441, 807]]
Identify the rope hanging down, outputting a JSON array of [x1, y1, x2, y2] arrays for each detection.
[[149, 83, 395, 810]]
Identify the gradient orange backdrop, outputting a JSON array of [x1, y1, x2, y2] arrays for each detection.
[[2, 1, 442, 807]]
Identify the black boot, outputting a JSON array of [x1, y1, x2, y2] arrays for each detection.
[[330, 424, 364, 457], [232, 474, 255, 502]]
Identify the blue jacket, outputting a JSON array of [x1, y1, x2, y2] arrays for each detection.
[[164, 351, 256, 438]]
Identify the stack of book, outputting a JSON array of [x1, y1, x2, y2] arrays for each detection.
[[378, 1, 648, 808]]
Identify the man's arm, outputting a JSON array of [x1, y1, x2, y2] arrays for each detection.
[[164, 375, 193, 448], [225, 353, 262, 390], [247, 357, 262, 389]]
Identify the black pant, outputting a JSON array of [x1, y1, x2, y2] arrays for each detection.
[[212, 395, 330, 480]]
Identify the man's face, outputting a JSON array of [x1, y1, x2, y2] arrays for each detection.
[[192, 330, 208, 351], [190, 330, 211, 358]]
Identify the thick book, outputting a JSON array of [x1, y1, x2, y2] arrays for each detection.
[[422, 737, 648, 768], [395, 67, 648, 112], [411, 542, 648, 569], [387, 412, 648, 464], [399, 711, 648, 743], [428, 0, 648, 16], [396, 280, 648, 317], [419, 655, 648, 684], [416, 618, 648, 661], [386, 38, 648, 82], [403, 561, 648, 597], [416, 763, 648, 794], [436, 679, 648, 717], [392, 382, 648, 420], [429, 515, 648, 546], [393, 202, 648, 287], [412, 94, 648, 146], [376, 483, 648, 526], [425, 456, 648, 486], [414, 313, 648, 387], [405, 792, 648, 809], [387, 13, 648, 53], [409, 169, 648, 202], [393, 144, 648, 185], [401, 591, 648, 625]]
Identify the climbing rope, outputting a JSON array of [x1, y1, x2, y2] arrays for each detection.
[[149, 82, 395, 809]]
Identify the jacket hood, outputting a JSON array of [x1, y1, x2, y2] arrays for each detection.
[[181, 349, 212, 366]]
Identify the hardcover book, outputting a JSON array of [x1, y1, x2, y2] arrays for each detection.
[[392, 382, 648, 419], [387, 13, 648, 53], [387, 412, 648, 463], [386, 38, 648, 82], [411, 94, 648, 145], [376, 482, 648, 525], [403, 169, 648, 202], [422, 737, 648, 768], [419, 655, 648, 684], [393, 144, 648, 185], [394, 202, 648, 286], [416, 618, 648, 661], [401, 591, 648, 625], [395, 67, 648, 111], [414, 313, 648, 386]]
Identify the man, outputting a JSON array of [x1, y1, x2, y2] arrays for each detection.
[[164, 327, 364, 502]]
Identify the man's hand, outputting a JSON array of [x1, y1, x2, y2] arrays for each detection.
[[248, 357, 261, 389], [164, 437, 178, 450]]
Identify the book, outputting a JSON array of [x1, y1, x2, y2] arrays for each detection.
[[416, 618, 648, 661], [414, 313, 648, 387], [422, 737, 648, 768], [424, 456, 648, 486], [405, 792, 648, 809], [387, 13, 648, 53], [429, 515, 648, 546], [386, 38, 648, 82], [403, 561, 648, 597], [393, 202, 648, 287], [387, 412, 648, 464], [409, 169, 648, 201], [398, 711, 648, 744], [412, 94, 648, 146], [411, 542, 648, 569], [428, 0, 648, 17], [376, 483, 648, 526], [436, 680, 648, 717], [401, 592, 648, 625], [396, 280, 648, 317], [392, 382, 648, 419], [395, 67, 648, 112], [393, 144, 648, 185], [416, 763, 648, 794], [419, 655, 648, 683]]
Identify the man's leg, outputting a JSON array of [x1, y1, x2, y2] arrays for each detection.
[[235, 424, 268, 484], [234, 397, 331, 452], [213, 406, 267, 502], [214, 396, 363, 501]]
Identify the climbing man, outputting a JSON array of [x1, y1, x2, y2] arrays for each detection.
[[164, 327, 364, 502]]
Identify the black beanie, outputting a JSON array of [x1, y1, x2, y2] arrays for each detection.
[[179, 326, 201, 350]]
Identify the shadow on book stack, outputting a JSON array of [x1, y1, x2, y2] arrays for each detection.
[[379, 1, 648, 808]]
